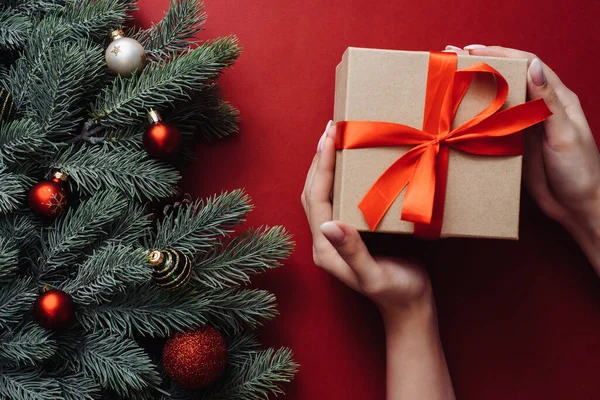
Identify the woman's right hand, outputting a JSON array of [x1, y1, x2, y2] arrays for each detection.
[[447, 44, 600, 271]]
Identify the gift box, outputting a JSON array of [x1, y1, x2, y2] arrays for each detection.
[[332, 47, 551, 239]]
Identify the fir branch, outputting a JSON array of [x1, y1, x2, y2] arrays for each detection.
[[91, 35, 241, 128], [39, 190, 128, 276], [153, 189, 252, 253], [78, 332, 161, 397], [0, 236, 18, 281], [28, 40, 103, 140], [131, 0, 206, 61], [0, 119, 50, 164], [103, 203, 152, 247], [52, 143, 180, 201], [0, 278, 37, 331], [202, 348, 298, 400], [0, 166, 27, 214], [62, 244, 151, 306], [77, 284, 210, 337], [54, 372, 101, 400], [0, 322, 57, 367], [0, 213, 40, 249], [0, 367, 62, 400], [201, 288, 278, 332], [60, 0, 137, 42], [6, 0, 65, 15], [193, 226, 294, 289], [8, 16, 72, 110], [0, 11, 31, 51], [168, 85, 239, 140], [226, 331, 262, 368]]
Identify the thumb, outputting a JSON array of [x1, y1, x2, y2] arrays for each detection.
[[320, 221, 381, 288], [527, 58, 576, 148]]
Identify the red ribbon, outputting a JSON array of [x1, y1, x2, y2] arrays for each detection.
[[335, 52, 552, 237]]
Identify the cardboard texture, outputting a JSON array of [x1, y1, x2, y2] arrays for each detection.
[[332, 47, 528, 239]]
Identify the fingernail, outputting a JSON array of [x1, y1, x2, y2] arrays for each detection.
[[464, 44, 487, 51], [445, 45, 463, 51], [317, 133, 326, 152], [320, 221, 345, 243], [529, 58, 546, 86], [317, 121, 332, 152]]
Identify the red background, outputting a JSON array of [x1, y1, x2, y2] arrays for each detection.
[[137, 1, 600, 399]]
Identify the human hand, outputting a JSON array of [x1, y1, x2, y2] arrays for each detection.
[[446, 44, 600, 270], [302, 121, 455, 400], [301, 121, 432, 321]]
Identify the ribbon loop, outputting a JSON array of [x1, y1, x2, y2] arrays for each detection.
[[337, 52, 552, 236]]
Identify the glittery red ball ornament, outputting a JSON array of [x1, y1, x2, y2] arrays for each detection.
[[163, 326, 228, 389], [33, 287, 75, 329], [143, 109, 182, 159], [27, 171, 68, 219]]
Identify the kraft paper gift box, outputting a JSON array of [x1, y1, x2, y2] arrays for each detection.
[[332, 47, 549, 239]]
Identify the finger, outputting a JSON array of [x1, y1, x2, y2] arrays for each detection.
[[307, 136, 336, 234], [320, 221, 382, 291], [468, 45, 537, 63], [527, 58, 581, 151], [443, 45, 469, 55], [302, 121, 333, 211]]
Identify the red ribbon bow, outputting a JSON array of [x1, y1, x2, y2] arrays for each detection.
[[335, 52, 552, 237]]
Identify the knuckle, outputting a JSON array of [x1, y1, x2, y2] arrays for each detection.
[[360, 277, 385, 296], [544, 88, 561, 108]]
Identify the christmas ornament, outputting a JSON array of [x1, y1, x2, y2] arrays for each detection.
[[143, 109, 182, 159], [105, 29, 146, 77], [0, 88, 14, 122], [33, 287, 75, 329], [163, 327, 228, 389], [28, 171, 68, 219], [147, 248, 192, 290]]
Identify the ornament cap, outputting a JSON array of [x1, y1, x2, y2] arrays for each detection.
[[148, 250, 164, 265], [40, 284, 52, 294], [110, 29, 125, 40], [147, 109, 162, 124], [52, 171, 68, 183]]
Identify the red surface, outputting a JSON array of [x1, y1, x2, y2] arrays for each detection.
[[137, 1, 600, 399]]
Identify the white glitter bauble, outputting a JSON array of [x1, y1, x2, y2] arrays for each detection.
[[105, 30, 146, 78]]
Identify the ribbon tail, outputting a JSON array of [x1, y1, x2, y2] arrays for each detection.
[[414, 145, 449, 238], [358, 146, 426, 231], [401, 143, 437, 225]]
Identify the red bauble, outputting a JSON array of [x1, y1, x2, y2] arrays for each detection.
[[163, 326, 228, 389], [33, 288, 75, 329], [28, 172, 68, 219], [143, 110, 182, 159]]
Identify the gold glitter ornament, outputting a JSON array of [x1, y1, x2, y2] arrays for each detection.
[[147, 248, 192, 290], [163, 327, 228, 389], [104, 29, 146, 77]]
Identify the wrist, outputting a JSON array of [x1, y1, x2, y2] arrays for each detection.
[[562, 194, 600, 272], [379, 294, 437, 335]]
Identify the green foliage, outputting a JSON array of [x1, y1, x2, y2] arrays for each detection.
[[0, 119, 49, 164], [201, 348, 298, 400], [0, 1, 296, 398], [52, 143, 180, 200], [0, 322, 57, 367], [132, 0, 205, 61], [0, 11, 31, 51], [77, 332, 161, 397], [0, 367, 62, 400], [91, 35, 241, 127], [194, 226, 294, 289], [154, 189, 253, 252], [62, 244, 151, 306], [40, 190, 128, 277], [0, 278, 37, 330]]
